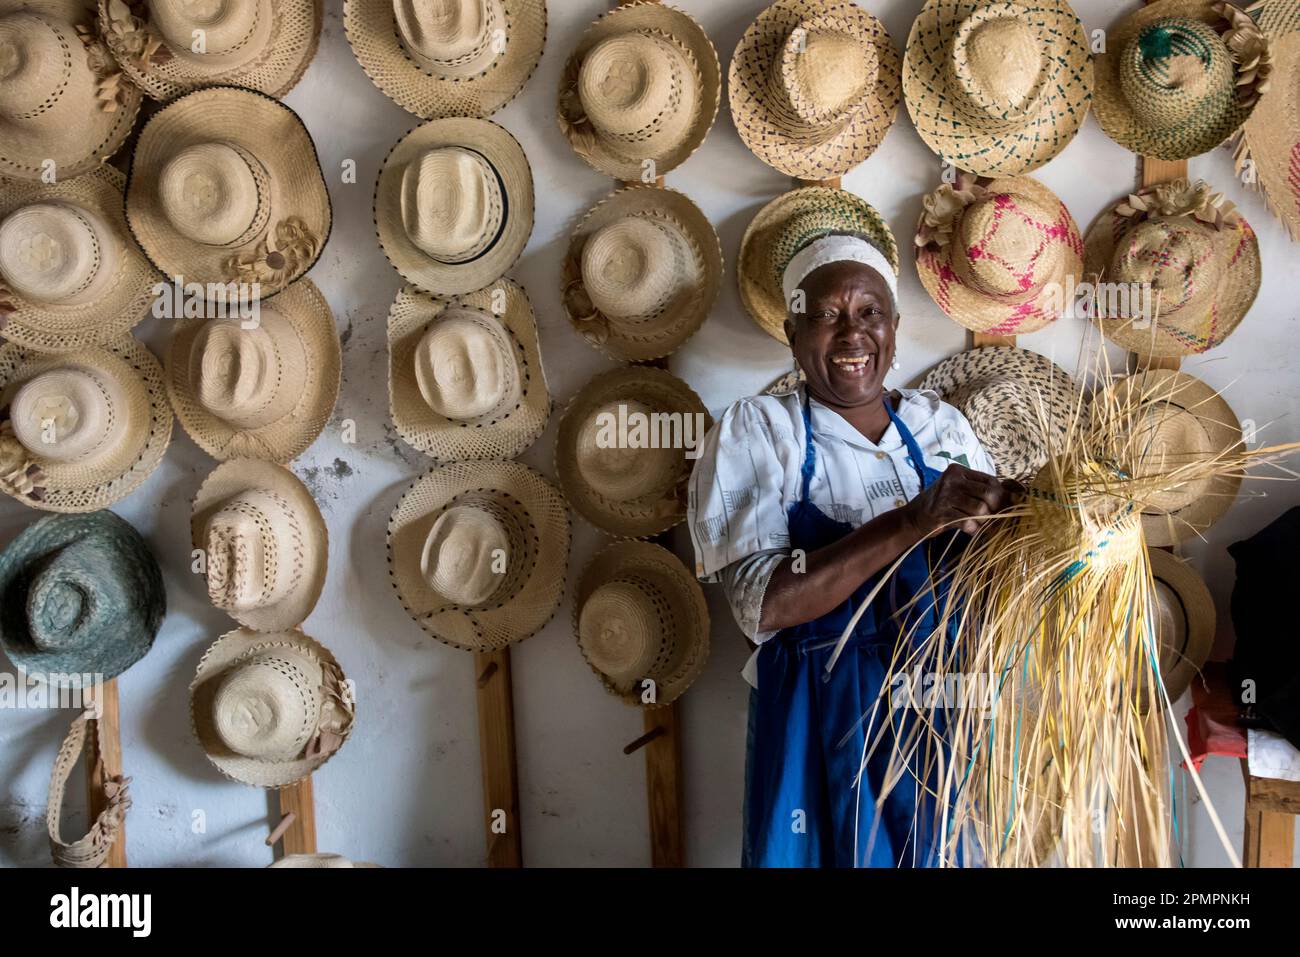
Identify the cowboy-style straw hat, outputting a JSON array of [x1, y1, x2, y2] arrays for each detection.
[[387, 460, 570, 652], [738, 186, 898, 343], [345, 0, 546, 119], [166, 277, 340, 462], [375, 116, 533, 297], [729, 0, 901, 180], [574, 540, 709, 708], [1083, 179, 1260, 358], [0, 510, 164, 682], [562, 185, 721, 362], [558, 1, 720, 181], [0, 0, 143, 182], [97, 0, 322, 101], [915, 172, 1083, 336], [0, 335, 171, 512], [125, 86, 331, 299], [1094, 0, 1272, 161], [903, 0, 1093, 176], [1145, 546, 1215, 703], [190, 626, 354, 788], [388, 278, 548, 462]]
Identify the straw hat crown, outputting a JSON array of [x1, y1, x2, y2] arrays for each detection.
[[394, 0, 505, 76], [413, 307, 520, 421], [946, 4, 1052, 131], [10, 366, 128, 466], [213, 645, 328, 762], [157, 141, 274, 248], [400, 146, 504, 264], [0, 202, 122, 306], [202, 486, 308, 617], [419, 496, 530, 609], [148, 0, 274, 68]]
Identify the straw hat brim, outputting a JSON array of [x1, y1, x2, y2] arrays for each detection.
[[0, 167, 158, 352], [191, 459, 328, 632], [388, 278, 549, 462], [1146, 547, 1215, 702], [374, 117, 533, 297], [387, 460, 570, 652], [1237, 14, 1300, 241], [344, 0, 547, 119], [564, 185, 722, 361], [0, 335, 172, 512], [166, 277, 340, 463], [728, 0, 901, 180]]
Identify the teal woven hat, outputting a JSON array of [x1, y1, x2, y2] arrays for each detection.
[[0, 511, 165, 684]]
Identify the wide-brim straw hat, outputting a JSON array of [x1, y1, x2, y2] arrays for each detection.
[[738, 186, 898, 343], [915, 173, 1083, 336], [557, 1, 721, 181], [0, 335, 172, 512], [166, 277, 340, 463], [125, 86, 331, 299], [903, 0, 1093, 176], [1145, 546, 1215, 702], [269, 853, 380, 868], [1083, 179, 1260, 358], [1094, 0, 1271, 161], [729, 0, 901, 180], [345, 0, 546, 119], [190, 626, 354, 788], [0, 510, 164, 683], [191, 458, 328, 631], [387, 460, 570, 652], [0, 0, 143, 181], [375, 116, 533, 297], [555, 366, 708, 539], [562, 185, 721, 361], [97, 0, 322, 101], [573, 540, 709, 708], [388, 277, 548, 462]]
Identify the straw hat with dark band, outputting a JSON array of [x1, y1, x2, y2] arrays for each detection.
[[1144, 547, 1215, 704], [345, 0, 546, 119], [562, 185, 721, 362], [903, 0, 1093, 176]]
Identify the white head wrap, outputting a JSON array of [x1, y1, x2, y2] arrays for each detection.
[[781, 234, 898, 313]]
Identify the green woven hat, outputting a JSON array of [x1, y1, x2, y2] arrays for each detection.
[[0, 511, 164, 684]]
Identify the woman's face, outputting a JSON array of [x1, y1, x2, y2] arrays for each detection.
[[783, 260, 897, 409]]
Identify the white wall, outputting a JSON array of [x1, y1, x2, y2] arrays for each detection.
[[1, 0, 1295, 867]]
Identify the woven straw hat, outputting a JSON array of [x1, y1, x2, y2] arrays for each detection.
[[0, 336, 171, 512], [375, 117, 533, 297], [562, 186, 721, 362], [190, 626, 354, 788], [269, 853, 380, 868], [345, 0, 546, 119], [1083, 179, 1260, 358], [166, 277, 340, 462], [574, 540, 708, 708], [97, 0, 322, 101], [555, 366, 708, 540], [191, 458, 327, 631], [0, 510, 163, 682], [738, 186, 898, 343], [1094, 0, 1271, 161], [0, 1, 143, 182], [125, 86, 331, 299], [388, 278, 547, 462], [557, 1, 720, 181], [903, 0, 1092, 176], [387, 460, 570, 652], [915, 172, 1082, 336], [1144, 546, 1215, 703], [919, 347, 1080, 482], [729, 0, 901, 180]]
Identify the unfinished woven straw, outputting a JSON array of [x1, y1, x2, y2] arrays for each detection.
[[345, 0, 546, 119], [1145, 546, 1215, 703], [903, 0, 1093, 176], [48, 709, 131, 867], [387, 460, 569, 652], [557, 1, 720, 181]]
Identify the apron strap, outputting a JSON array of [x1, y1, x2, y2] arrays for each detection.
[[799, 391, 817, 503], [883, 397, 942, 489]]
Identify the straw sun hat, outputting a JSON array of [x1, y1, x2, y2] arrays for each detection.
[[0, 336, 172, 512], [375, 117, 533, 297], [562, 185, 721, 362], [558, 1, 720, 181], [125, 86, 331, 298], [388, 277, 548, 462], [903, 0, 1093, 176], [345, 0, 547, 119], [729, 0, 901, 180], [190, 626, 354, 788], [0, 0, 143, 182], [1083, 179, 1260, 358], [1144, 546, 1215, 703], [97, 0, 322, 101], [1094, 0, 1272, 161]]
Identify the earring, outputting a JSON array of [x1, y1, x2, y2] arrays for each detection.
[[891, 353, 901, 371]]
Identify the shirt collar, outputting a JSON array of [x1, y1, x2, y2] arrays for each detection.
[[805, 387, 940, 454]]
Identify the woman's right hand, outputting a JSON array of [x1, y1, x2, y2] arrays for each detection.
[[903, 464, 1018, 538]]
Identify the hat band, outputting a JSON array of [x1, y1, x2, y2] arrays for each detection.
[[425, 147, 510, 266]]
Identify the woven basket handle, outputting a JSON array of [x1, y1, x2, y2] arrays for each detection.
[[46, 709, 131, 868]]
